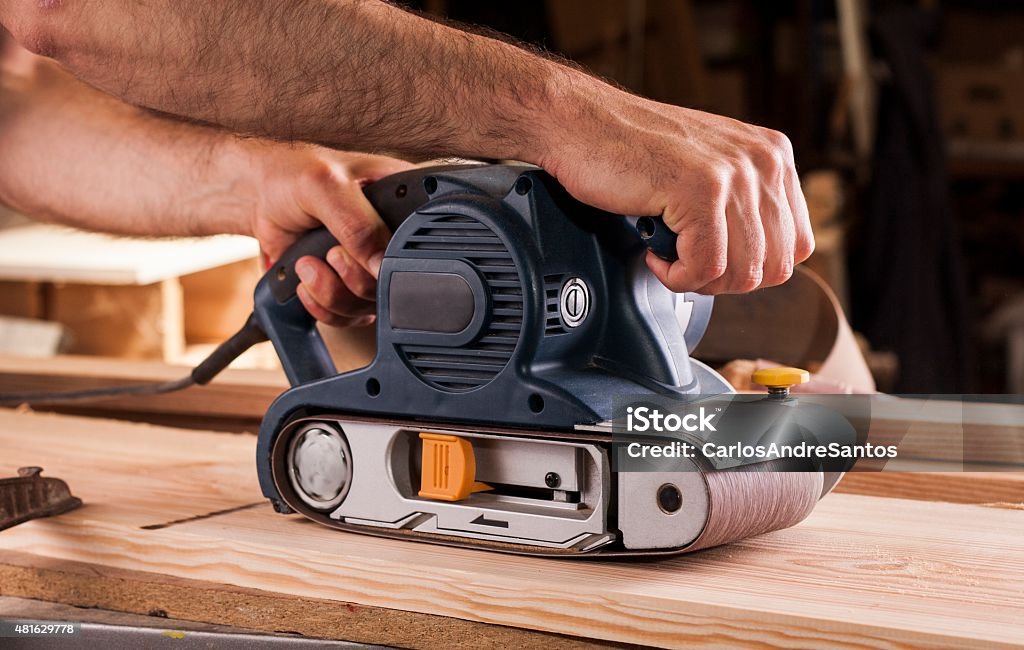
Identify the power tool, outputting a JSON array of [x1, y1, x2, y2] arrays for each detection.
[[248, 163, 842, 557]]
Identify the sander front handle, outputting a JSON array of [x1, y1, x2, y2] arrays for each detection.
[[252, 166, 435, 386], [264, 169, 434, 304]]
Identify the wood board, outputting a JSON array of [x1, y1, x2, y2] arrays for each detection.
[[838, 467, 1024, 505], [0, 226, 263, 361], [46, 278, 186, 360], [0, 224, 259, 285], [0, 409, 1022, 648], [0, 553, 618, 649], [0, 354, 283, 430], [2, 354, 1022, 459], [0, 355, 1021, 504], [3, 354, 1023, 428]]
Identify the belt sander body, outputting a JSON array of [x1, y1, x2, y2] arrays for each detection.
[[252, 163, 837, 557]]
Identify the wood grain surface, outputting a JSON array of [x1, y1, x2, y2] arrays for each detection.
[[2, 355, 1022, 443], [0, 555, 620, 649], [840, 465, 1024, 504], [0, 409, 1022, 649]]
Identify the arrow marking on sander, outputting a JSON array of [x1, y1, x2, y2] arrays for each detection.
[[470, 515, 510, 528]]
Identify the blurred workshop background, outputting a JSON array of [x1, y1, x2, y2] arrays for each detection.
[[0, 0, 1021, 395]]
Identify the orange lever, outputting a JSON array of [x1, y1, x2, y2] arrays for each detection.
[[418, 433, 490, 501]]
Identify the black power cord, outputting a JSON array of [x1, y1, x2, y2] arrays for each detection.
[[0, 314, 268, 407]]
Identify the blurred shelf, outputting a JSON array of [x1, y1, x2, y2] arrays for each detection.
[[0, 224, 259, 285], [948, 139, 1024, 179]]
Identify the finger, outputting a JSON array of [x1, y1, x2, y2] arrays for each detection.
[[758, 182, 796, 288], [647, 202, 728, 293], [295, 255, 376, 319], [696, 193, 766, 294], [785, 167, 815, 263], [299, 177, 391, 279], [770, 131, 814, 263], [296, 284, 348, 327], [326, 246, 378, 302], [296, 284, 374, 328]]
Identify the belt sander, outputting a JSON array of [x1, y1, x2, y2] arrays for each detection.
[[246, 163, 840, 557]]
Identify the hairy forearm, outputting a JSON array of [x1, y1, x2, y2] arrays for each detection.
[[0, 3, 815, 298], [0, 46, 258, 238], [0, 0, 589, 162]]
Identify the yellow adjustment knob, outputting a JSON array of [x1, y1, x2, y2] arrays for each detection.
[[752, 367, 810, 390]]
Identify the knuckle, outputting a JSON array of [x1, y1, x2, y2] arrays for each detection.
[[337, 218, 382, 253], [698, 181, 728, 209], [309, 263, 334, 290], [347, 275, 377, 301], [701, 165, 732, 195], [729, 267, 764, 293], [765, 128, 794, 154], [764, 263, 794, 287], [752, 140, 785, 171], [304, 159, 347, 187], [696, 259, 728, 285], [794, 233, 816, 261], [744, 129, 794, 173], [307, 279, 336, 306]]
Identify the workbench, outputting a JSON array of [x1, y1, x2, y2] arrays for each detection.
[[0, 224, 262, 361], [0, 357, 1022, 648]]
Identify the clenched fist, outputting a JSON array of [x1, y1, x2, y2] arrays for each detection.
[[538, 77, 814, 294]]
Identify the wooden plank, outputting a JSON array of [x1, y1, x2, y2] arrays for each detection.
[[0, 316, 64, 357], [46, 279, 185, 360], [0, 280, 44, 319], [0, 555, 615, 649], [837, 470, 1024, 505], [0, 354, 283, 428], [0, 409, 1021, 649], [179, 259, 262, 344], [0, 353, 1021, 473], [0, 355, 1019, 497], [0, 595, 348, 643], [0, 333, 382, 426], [0, 225, 262, 363], [0, 224, 259, 285], [867, 396, 1024, 465]]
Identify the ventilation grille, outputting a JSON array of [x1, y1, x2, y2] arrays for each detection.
[[400, 215, 523, 391], [544, 274, 568, 336]]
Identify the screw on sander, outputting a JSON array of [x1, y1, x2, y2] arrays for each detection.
[[0, 467, 82, 532]]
